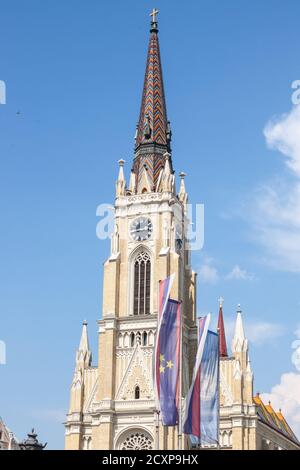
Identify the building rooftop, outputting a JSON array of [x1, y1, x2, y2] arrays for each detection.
[[253, 394, 299, 445]]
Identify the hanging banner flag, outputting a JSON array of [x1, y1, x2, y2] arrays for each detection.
[[154, 297, 181, 426], [198, 329, 219, 445], [183, 314, 220, 445], [158, 274, 175, 318], [154, 274, 175, 409]]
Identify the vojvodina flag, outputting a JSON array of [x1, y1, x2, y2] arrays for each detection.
[[183, 314, 220, 445], [155, 298, 181, 426]]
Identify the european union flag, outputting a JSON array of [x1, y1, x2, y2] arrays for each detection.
[[155, 298, 181, 426]]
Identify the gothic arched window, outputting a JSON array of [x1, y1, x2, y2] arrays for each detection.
[[133, 251, 151, 315]]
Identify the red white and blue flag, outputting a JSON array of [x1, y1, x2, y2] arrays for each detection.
[[154, 275, 181, 426], [183, 314, 219, 445]]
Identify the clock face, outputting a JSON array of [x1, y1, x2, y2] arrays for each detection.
[[130, 217, 153, 241], [175, 225, 183, 251]]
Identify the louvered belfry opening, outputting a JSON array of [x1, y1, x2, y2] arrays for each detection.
[[134, 252, 151, 315]]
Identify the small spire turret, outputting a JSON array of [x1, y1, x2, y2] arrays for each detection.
[[217, 297, 228, 358]]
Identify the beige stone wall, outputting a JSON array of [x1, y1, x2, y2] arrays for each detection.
[[65, 433, 82, 451]]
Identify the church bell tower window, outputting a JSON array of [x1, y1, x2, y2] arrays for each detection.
[[133, 251, 151, 315]]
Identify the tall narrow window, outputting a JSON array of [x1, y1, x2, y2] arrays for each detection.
[[133, 252, 151, 315], [135, 385, 140, 400]]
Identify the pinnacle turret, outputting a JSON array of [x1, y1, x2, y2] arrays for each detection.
[[217, 297, 228, 358], [76, 320, 92, 368]]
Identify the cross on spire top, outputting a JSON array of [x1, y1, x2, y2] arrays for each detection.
[[150, 8, 159, 23]]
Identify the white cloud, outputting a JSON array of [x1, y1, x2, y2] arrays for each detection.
[[197, 256, 255, 284], [226, 265, 255, 281], [292, 325, 300, 372], [225, 318, 285, 345], [261, 373, 300, 439], [264, 106, 300, 177], [261, 327, 300, 439], [249, 105, 300, 271], [246, 321, 284, 344], [198, 263, 219, 284]]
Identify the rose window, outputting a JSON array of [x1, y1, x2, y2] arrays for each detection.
[[120, 432, 153, 450]]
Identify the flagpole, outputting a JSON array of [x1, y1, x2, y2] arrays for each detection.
[[154, 280, 161, 451], [178, 300, 183, 450], [155, 410, 160, 450], [217, 328, 220, 450]]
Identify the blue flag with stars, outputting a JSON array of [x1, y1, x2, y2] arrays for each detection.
[[155, 298, 181, 426]]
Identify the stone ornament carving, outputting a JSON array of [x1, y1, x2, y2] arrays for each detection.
[[220, 369, 233, 406], [119, 431, 153, 450], [123, 363, 152, 399], [116, 345, 153, 400], [111, 223, 119, 255]]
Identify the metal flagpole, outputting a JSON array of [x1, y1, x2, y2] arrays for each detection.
[[178, 212, 185, 450], [155, 410, 160, 450], [154, 280, 161, 451], [178, 301, 183, 450], [216, 327, 220, 450]]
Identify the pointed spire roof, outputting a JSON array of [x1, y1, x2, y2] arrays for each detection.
[[79, 320, 89, 352], [117, 159, 125, 182], [217, 297, 228, 358], [76, 320, 92, 368], [132, 11, 174, 193], [116, 159, 126, 196], [231, 304, 248, 354], [135, 11, 170, 149], [233, 304, 245, 342], [178, 172, 188, 204]]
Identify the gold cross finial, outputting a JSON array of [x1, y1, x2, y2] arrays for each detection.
[[218, 296, 224, 307], [150, 8, 159, 23]]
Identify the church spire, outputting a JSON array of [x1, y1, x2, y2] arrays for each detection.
[[232, 305, 246, 347], [133, 10, 173, 193], [231, 304, 248, 368], [135, 9, 169, 149], [217, 297, 228, 358]]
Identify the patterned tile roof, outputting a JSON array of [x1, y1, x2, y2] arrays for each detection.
[[253, 394, 299, 444], [135, 20, 169, 149], [132, 15, 173, 193]]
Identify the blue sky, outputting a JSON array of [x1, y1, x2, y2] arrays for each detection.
[[1, 0, 300, 449]]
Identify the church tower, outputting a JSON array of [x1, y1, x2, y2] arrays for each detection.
[[65, 10, 197, 451]]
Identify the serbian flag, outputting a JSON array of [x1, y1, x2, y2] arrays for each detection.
[[183, 314, 220, 445], [154, 298, 181, 426]]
